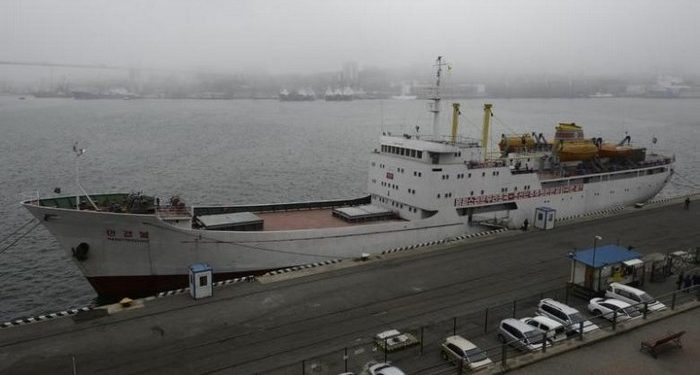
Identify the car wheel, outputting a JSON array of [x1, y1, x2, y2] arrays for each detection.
[[497, 334, 505, 343], [441, 351, 448, 361]]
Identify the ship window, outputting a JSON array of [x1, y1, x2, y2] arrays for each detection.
[[437, 194, 441, 198], [418, 172, 422, 177], [482, 172, 485, 177], [417, 151, 423, 158], [468, 173, 471, 178], [514, 187, 518, 191], [411, 149, 416, 157], [470, 191, 474, 196], [480, 190, 484, 194]]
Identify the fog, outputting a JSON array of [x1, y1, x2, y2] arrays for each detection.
[[1, 0, 699, 78]]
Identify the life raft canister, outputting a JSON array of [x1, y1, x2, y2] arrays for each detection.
[[72, 242, 89, 261]]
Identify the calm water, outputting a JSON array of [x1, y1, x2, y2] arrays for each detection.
[[1, 96, 699, 321]]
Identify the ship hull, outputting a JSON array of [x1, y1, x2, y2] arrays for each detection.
[[23, 159, 672, 298]]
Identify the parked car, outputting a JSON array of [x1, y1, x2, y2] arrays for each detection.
[[519, 316, 567, 343], [588, 297, 642, 321], [497, 318, 545, 351], [605, 282, 666, 312], [536, 298, 598, 335], [368, 363, 405, 375], [440, 335, 493, 370]]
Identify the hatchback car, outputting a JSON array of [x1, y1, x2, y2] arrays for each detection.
[[440, 335, 493, 370], [520, 316, 567, 342], [605, 282, 666, 312], [588, 297, 641, 321], [536, 298, 599, 335], [368, 363, 405, 375], [497, 318, 545, 351]]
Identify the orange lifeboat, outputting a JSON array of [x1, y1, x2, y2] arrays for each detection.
[[553, 122, 598, 161], [598, 143, 646, 161], [499, 133, 535, 153]]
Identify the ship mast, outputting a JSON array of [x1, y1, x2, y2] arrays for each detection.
[[429, 56, 447, 139]]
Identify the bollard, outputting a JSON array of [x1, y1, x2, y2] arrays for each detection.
[[453, 317, 457, 335], [343, 347, 348, 372], [420, 327, 424, 356], [384, 337, 388, 363], [672, 293, 677, 310], [501, 343, 507, 367], [578, 321, 584, 341], [643, 302, 649, 319], [484, 307, 489, 334], [541, 332, 547, 353], [612, 309, 617, 331]]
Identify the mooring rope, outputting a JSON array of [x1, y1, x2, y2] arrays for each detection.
[[0, 220, 41, 255]]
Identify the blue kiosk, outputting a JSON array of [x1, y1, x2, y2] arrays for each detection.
[[189, 263, 213, 300], [569, 244, 644, 296]]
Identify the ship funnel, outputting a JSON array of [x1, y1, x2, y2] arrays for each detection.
[[451, 103, 460, 144], [482, 104, 493, 157]]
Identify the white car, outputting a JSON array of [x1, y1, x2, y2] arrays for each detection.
[[536, 298, 599, 335], [520, 316, 567, 342], [605, 282, 667, 312], [368, 363, 405, 375], [440, 335, 493, 370], [588, 297, 642, 321]]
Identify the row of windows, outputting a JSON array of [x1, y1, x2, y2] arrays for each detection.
[[374, 195, 419, 213], [408, 188, 416, 194], [498, 185, 532, 193], [413, 171, 423, 177], [381, 145, 423, 159], [381, 181, 399, 190], [436, 193, 454, 198]]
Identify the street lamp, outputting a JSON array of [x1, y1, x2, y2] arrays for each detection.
[[593, 235, 603, 291]]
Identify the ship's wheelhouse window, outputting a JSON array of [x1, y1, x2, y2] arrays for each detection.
[[417, 151, 423, 158], [411, 149, 416, 157]]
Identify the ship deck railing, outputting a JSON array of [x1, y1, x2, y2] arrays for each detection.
[[156, 206, 192, 218]]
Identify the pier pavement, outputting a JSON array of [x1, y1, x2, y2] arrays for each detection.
[[0, 199, 698, 374]]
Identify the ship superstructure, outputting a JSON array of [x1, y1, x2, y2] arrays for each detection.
[[22, 58, 674, 297]]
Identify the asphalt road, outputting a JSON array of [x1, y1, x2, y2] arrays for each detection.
[[0, 200, 698, 375]]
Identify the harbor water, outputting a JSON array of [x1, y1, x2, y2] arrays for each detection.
[[1, 96, 699, 321]]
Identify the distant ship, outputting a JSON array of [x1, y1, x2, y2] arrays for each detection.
[[588, 92, 614, 98], [22, 57, 674, 298], [279, 88, 316, 101], [325, 87, 354, 101], [72, 89, 139, 100]]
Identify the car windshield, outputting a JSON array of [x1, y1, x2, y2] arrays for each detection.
[[569, 313, 585, 324], [465, 348, 488, 362], [623, 306, 641, 316], [639, 293, 656, 303], [524, 330, 543, 341]]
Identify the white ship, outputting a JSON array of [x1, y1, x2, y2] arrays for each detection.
[[23, 57, 674, 298]]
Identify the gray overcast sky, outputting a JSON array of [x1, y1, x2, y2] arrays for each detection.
[[1, 0, 698, 76]]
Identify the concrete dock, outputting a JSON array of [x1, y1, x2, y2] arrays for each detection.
[[1, 198, 699, 374]]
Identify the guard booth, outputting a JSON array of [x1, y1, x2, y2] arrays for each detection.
[[568, 245, 644, 297], [189, 263, 213, 299], [534, 207, 556, 230]]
